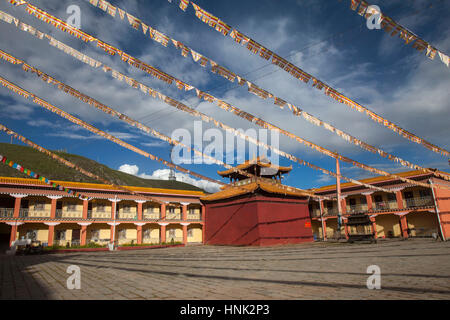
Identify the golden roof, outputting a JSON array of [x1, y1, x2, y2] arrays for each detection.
[[311, 169, 449, 193], [201, 179, 311, 202], [217, 157, 292, 176], [0, 177, 205, 196]]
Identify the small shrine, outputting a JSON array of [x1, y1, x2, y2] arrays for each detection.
[[200, 157, 314, 246]]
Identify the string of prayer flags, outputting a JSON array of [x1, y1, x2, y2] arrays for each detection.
[[81, 3, 450, 161], [1, 12, 448, 185], [0, 73, 399, 195], [0, 153, 92, 200], [166, 0, 450, 158], [347, 0, 449, 68]]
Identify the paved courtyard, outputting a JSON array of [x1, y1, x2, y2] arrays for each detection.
[[1, 239, 449, 300]]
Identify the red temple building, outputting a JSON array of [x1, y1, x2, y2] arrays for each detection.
[[200, 157, 314, 246]]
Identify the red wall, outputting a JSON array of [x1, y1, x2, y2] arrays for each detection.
[[432, 177, 450, 240], [203, 193, 313, 246]]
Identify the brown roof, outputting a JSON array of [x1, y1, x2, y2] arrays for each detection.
[[311, 169, 449, 194], [201, 179, 311, 202], [217, 157, 292, 176]]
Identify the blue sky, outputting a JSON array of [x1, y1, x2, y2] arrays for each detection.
[[0, 0, 449, 192]]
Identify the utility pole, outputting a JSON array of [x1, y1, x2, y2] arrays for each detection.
[[336, 158, 343, 238], [112, 194, 117, 250]]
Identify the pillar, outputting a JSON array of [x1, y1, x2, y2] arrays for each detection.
[[201, 205, 205, 221], [364, 193, 373, 212], [137, 202, 143, 221], [160, 225, 166, 243], [400, 215, 409, 238], [340, 197, 347, 214], [137, 225, 142, 244], [343, 219, 349, 240], [396, 191, 405, 209], [110, 225, 115, 244], [50, 198, 57, 219], [111, 201, 117, 220], [182, 204, 188, 221], [160, 203, 166, 220], [182, 224, 188, 244], [370, 217, 378, 238], [13, 196, 22, 218], [81, 225, 87, 246], [82, 200, 88, 219], [202, 223, 206, 244], [322, 218, 328, 240], [48, 225, 55, 246], [10, 225, 18, 246]]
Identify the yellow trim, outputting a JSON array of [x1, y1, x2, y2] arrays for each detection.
[[311, 169, 449, 193], [0, 176, 205, 196]]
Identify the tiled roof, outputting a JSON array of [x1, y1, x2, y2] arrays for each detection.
[[201, 180, 310, 202], [310, 170, 448, 193], [0, 177, 205, 197], [217, 157, 292, 176]]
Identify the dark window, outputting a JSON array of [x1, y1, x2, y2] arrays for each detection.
[[374, 195, 383, 203], [404, 191, 414, 199], [349, 198, 356, 206], [419, 190, 431, 198], [387, 193, 396, 202]]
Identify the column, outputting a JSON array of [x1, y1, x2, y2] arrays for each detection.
[[136, 225, 142, 244], [50, 199, 57, 219], [370, 216, 378, 239], [181, 223, 189, 244], [340, 196, 347, 214], [82, 200, 88, 219], [343, 218, 349, 239], [111, 201, 116, 220], [400, 215, 409, 238], [110, 225, 115, 244], [363, 192, 374, 212], [11, 194, 26, 218], [396, 190, 405, 209], [160, 202, 166, 220], [81, 225, 87, 246], [159, 223, 167, 243], [322, 218, 327, 241], [201, 205, 205, 221], [47, 196, 62, 219], [137, 202, 143, 221], [202, 223, 206, 244], [10, 225, 17, 246], [181, 203, 189, 221], [48, 225, 55, 246]]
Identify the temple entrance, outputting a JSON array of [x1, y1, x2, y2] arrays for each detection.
[[0, 223, 12, 251]]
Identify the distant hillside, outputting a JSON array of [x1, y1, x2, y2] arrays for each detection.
[[0, 142, 204, 192]]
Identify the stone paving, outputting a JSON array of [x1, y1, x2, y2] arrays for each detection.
[[1, 238, 449, 300]]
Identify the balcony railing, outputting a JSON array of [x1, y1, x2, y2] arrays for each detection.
[[19, 208, 29, 218], [404, 196, 434, 208], [117, 213, 137, 220], [373, 201, 398, 211], [347, 204, 368, 214], [187, 213, 202, 221], [90, 212, 111, 219], [0, 208, 13, 218], [165, 213, 182, 220], [143, 213, 161, 220], [324, 208, 338, 216]]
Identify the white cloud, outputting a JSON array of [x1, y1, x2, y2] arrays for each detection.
[[118, 164, 139, 176]]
